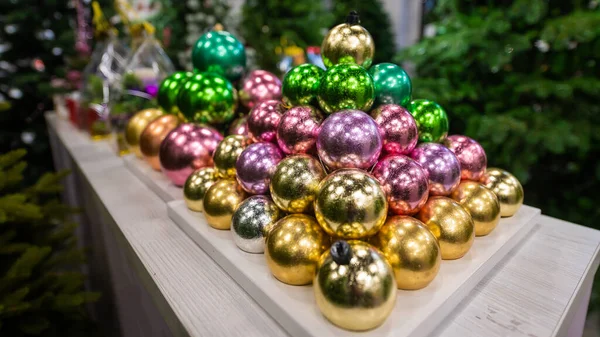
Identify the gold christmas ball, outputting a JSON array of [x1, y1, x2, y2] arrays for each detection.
[[314, 240, 396, 331], [265, 214, 329, 285], [314, 169, 388, 239], [451, 181, 500, 236], [213, 135, 248, 178], [140, 114, 181, 170], [203, 179, 247, 230], [321, 12, 375, 69], [372, 216, 441, 290], [480, 167, 524, 217], [183, 167, 219, 212], [125, 109, 164, 158], [417, 196, 475, 260], [269, 155, 326, 213]]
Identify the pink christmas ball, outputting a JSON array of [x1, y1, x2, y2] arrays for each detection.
[[239, 70, 282, 109], [159, 123, 223, 186], [372, 155, 429, 215], [276, 105, 323, 155], [229, 115, 249, 137], [247, 100, 286, 143], [444, 135, 487, 181], [410, 143, 461, 196], [371, 104, 418, 155], [235, 142, 283, 194], [316, 109, 382, 170]]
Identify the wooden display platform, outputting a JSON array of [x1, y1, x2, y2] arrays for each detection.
[[123, 155, 182, 202], [167, 200, 540, 337]]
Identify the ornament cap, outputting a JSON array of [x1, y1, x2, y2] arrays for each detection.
[[346, 10, 360, 25], [331, 240, 352, 265]]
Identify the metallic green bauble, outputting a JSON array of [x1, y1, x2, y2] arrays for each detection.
[[407, 99, 449, 143], [191, 31, 246, 82], [317, 64, 375, 114], [282, 64, 324, 107], [158, 71, 193, 115], [177, 73, 236, 125], [368, 63, 412, 107]]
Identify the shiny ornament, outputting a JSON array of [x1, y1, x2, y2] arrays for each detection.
[[314, 169, 388, 239], [125, 108, 163, 158], [239, 70, 282, 108], [373, 216, 441, 290], [321, 12, 374, 69], [213, 135, 248, 178], [140, 114, 181, 170], [417, 197, 475, 260], [371, 104, 418, 155], [270, 155, 326, 213], [372, 155, 429, 215], [314, 240, 396, 331], [203, 179, 247, 230], [247, 100, 286, 143], [368, 63, 412, 107], [265, 214, 328, 285], [276, 106, 323, 155], [228, 116, 249, 137], [183, 167, 219, 212], [235, 142, 283, 194], [480, 168, 524, 217], [410, 143, 461, 196], [317, 110, 381, 170], [232, 195, 281, 253], [191, 30, 246, 82], [444, 135, 487, 181], [407, 99, 449, 143], [159, 123, 223, 186], [282, 64, 323, 107], [318, 64, 375, 114], [177, 72, 236, 125], [451, 181, 500, 236], [158, 71, 193, 115]]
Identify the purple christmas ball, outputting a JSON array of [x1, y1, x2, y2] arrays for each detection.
[[316, 109, 382, 170], [371, 104, 418, 155], [410, 143, 461, 196], [235, 142, 283, 194]]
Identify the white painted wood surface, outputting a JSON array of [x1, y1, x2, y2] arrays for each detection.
[[46, 112, 600, 337], [123, 155, 182, 202]]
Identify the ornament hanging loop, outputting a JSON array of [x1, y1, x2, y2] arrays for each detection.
[[346, 10, 360, 24]]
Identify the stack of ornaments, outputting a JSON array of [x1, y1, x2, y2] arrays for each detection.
[[125, 14, 525, 332]]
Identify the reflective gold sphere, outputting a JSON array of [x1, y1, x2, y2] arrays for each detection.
[[270, 155, 326, 213], [417, 196, 475, 260], [183, 167, 219, 212], [140, 114, 181, 170], [451, 181, 500, 236], [125, 109, 164, 158], [372, 216, 441, 290], [213, 135, 248, 178], [480, 168, 524, 217], [265, 214, 329, 285], [321, 22, 375, 69], [314, 169, 388, 239], [314, 240, 396, 331], [203, 179, 247, 230]]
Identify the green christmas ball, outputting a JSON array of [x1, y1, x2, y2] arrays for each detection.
[[177, 72, 236, 125], [191, 31, 246, 82], [317, 63, 375, 114], [282, 64, 324, 107], [368, 63, 412, 107], [158, 71, 193, 115], [407, 99, 449, 143]]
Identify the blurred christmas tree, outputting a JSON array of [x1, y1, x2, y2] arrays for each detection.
[[400, 0, 600, 229], [0, 0, 77, 183], [331, 0, 396, 64], [241, 0, 333, 72], [0, 149, 99, 336]]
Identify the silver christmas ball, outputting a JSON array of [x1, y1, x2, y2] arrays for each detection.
[[232, 195, 282, 253]]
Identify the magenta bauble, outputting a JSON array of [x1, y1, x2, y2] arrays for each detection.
[[371, 104, 418, 155], [229, 115, 249, 137], [235, 142, 283, 194], [277, 105, 323, 155], [239, 70, 282, 109], [410, 143, 461, 196], [444, 135, 487, 181], [247, 100, 286, 143]]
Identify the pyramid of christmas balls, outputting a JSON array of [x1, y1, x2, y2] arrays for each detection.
[[174, 14, 524, 332]]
